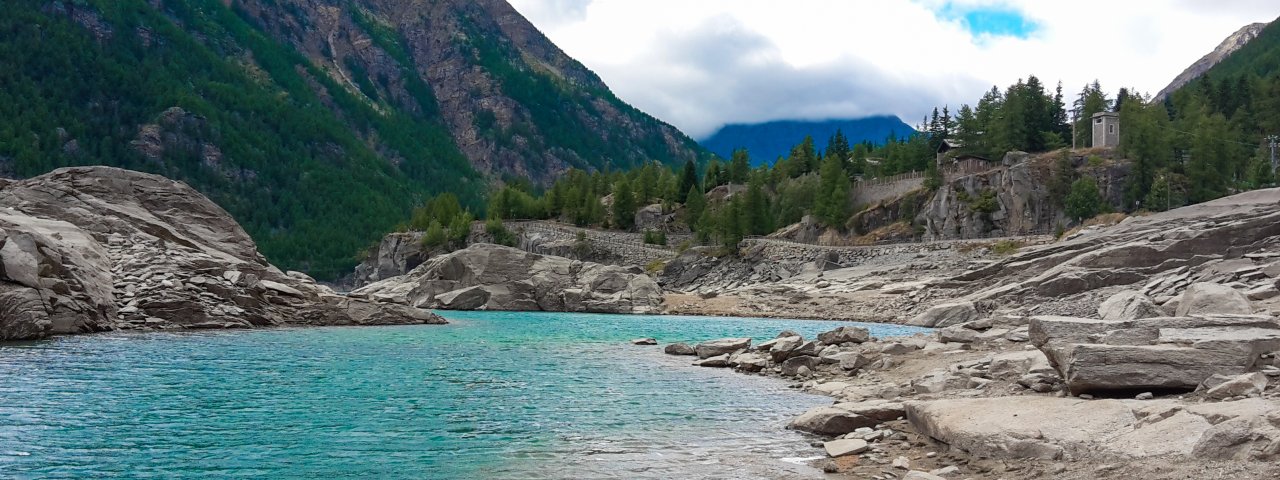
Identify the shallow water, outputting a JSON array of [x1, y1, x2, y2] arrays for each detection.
[[0, 312, 929, 479]]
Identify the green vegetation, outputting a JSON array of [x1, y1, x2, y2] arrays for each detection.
[[643, 230, 667, 246], [0, 0, 484, 278], [1065, 177, 1105, 221], [990, 239, 1024, 256], [0, 1, 705, 279]]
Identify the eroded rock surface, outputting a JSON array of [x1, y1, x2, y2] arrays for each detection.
[[0, 167, 443, 340], [352, 243, 663, 314]]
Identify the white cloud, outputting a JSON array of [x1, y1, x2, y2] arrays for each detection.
[[509, 0, 1278, 139]]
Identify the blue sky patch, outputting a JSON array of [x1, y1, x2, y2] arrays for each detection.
[[938, 3, 1040, 40]]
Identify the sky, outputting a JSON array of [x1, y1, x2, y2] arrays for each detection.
[[507, 0, 1279, 140]]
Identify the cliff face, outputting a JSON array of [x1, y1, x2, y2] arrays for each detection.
[[849, 151, 1132, 241], [233, 0, 703, 180], [1156, 22, 1269, 101]]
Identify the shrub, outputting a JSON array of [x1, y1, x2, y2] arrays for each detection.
[[485, 218, 516, 246], [991, 240, 1023, 255], [643, 230, 667, 245]]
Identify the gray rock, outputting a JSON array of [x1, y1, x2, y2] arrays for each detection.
[[1175, 283, 1253, 316], [766, 335, 805, 362], [908, 301, 979, 328], [1204, 372, 1267, 400], [663, 343, 696, 356], [938, 326, 978, 343], [733, 352, 770, 372], [839, 352, 878, 371], [817, 326, 871, 345], [790, 406, 875, 435], [353, 243, 663, 314], [1098, 290, 1163, 321], [694, 337, 752, 359], [824, 438, 869, 457], [694, 354, 733, 368], [630, 338, 657, 345], [1030, 315, 1280, 394], [781, 356, 820, 376], [904, 471, 947, 480]]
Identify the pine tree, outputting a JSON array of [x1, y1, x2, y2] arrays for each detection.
[[683, 185, 705, 231], [814, 154, 851, 228], [729, 148, 751, 184], [677, 160, 699, 198], [612, 179, 637, 230]]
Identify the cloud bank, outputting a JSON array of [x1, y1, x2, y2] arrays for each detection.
[[509, 0, 1278, 139]]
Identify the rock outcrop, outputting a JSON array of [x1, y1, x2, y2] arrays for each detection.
[[1030, 314, 1280, 394], [907, 396, 1280, 461], [351, 243, 663, 314], [0, 167, 444, 341]]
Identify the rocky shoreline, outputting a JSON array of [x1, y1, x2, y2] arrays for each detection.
[[7, 167, 1280, 479], [0, 167, 445, 341], [648, 302, 1280, 479]]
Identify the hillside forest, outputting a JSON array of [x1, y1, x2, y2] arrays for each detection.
[[407, 60, 1280, 253]]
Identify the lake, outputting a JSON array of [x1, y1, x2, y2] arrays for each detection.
[[0, 312, 929, 479]]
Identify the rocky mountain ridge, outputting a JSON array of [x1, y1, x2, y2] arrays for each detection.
[[1156, 21, 1270, 100]]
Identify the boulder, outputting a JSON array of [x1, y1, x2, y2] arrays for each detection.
[[908, 301, 979, 328], [1098, 290, 1163, 321], [988, 350, 1053, 380], [694, 337, 752, 359], [630, 338, 657, 345], [663, 343, 696, 356], [1030, 315, 1280, 394], [790, 406, 877, 435], [694, 354, 733, 368], [840, 353, 878, 371], [733, 352, 770, 372], [823, 438, 869, 457], [781, 355, 820, 376], [1204, 372, 1268, 400], [765, 335, 804, 362], [938, 326, 977, 343], [817, 326, 871, 345], [1175, 283, 1253, 316]]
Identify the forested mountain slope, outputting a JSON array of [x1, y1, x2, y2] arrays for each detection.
[[0, 1, 705, 278], [700, 116, 914, 165]]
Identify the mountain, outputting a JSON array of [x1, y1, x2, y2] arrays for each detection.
[[699, 116, 915, 165], [0, 0, 705, 279], [1156, 21, 1270, 101]]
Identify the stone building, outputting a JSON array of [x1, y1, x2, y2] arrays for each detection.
[[1092, 111, 1120, 148]]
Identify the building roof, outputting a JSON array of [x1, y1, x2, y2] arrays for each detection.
[[1091, 111, 1119, 119], [937, 138, 963, 153]]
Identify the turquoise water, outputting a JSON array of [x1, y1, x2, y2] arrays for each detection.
[[0, 312, 929, 479]]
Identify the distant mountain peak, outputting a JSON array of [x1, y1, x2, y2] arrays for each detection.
[[699, 116, 915, 165], [1156, 21, 1270, 101]]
